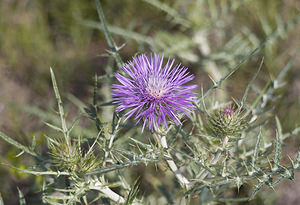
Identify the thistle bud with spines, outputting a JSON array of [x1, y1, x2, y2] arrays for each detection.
[[208, 104, 249, 140]]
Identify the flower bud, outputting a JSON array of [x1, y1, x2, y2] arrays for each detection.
[[208, 106, 249, 139]]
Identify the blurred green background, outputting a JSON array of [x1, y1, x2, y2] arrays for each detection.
[[0, 0, 299, 204]]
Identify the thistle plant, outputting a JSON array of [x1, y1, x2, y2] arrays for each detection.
[[0, 0, 300, 205]]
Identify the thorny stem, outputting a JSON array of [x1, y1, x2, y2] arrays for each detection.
[[158, 134, 192, 190]]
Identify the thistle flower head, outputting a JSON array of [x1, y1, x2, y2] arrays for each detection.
[[112, 53, 197, 131], [208, 105, 249, 139], [49, 138, 100, 178]]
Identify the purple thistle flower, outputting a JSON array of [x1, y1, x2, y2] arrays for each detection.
[[112, 53, 197, 131]]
